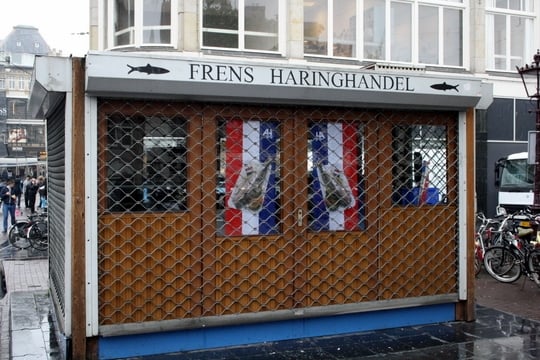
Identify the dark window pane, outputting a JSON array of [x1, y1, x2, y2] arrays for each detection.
[[203, 0, 238, 30], [487, 98, 514, 141], [203, 32, 238, 48], [106, 114, 187, 212], [515, 99, 536, 141]]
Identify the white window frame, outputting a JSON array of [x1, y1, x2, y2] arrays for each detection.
[[416, 3, 467, 67], [485, 0, 537, 72], [104, 0, 178, 50], [18, 77, 26, 91], [303, 0, 359, 59], [306, 0, 468, 68], [200, 0, 286, 55]]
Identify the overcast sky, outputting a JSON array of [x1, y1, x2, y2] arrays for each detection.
[[0, 0, 89, 56]]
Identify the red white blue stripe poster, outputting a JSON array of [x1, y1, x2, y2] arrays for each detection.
[[225, 119, 278, 236], [310, 123, 359, 231]]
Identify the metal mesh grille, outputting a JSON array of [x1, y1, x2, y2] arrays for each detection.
[[47, 103, 67, 320], [97, 100, 459, 326]]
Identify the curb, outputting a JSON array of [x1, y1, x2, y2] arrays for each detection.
[[0, 292, 10, 360]]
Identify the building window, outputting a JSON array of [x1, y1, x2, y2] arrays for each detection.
[[486, 0, 535, 71], [392, 124, 449, 206], [107, 0, 176, 48], [390, 1, 412, 62], [202, 0, 284, 53], [305, 0, 465, 67], [7, 98, 28, 119], [18, 77, 26, 91], [104, 113, 187, 212], [418, 4, 463, 66], [304, 0, 356, 57]]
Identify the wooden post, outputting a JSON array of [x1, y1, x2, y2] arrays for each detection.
[[71, 57, 88, 358]]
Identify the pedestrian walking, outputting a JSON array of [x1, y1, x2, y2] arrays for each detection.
[[22, 175, 31, 208], [38, 176, 47, 209], [14, 177, 23, 208], [26, 177, 39, 214], [1, 178, 18, 233]]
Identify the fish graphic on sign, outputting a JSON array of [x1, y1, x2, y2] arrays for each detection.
[[430, 82, 459, 92], [127, 64, 170, 75]]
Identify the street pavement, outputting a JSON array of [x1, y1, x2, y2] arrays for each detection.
[[1, 234, 540, 359]]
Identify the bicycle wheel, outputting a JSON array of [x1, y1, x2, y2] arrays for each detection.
[[8, 222, 31, 250], [527, 249, 540, 287], [28, 223, 47, 251], [483, 246, 521, 283]]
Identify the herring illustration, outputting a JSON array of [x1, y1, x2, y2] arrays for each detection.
[[127, 63, 170, 75], [317, 163, 355, 212], [228, 158, 273, 212], [430, 82, 459, 92]]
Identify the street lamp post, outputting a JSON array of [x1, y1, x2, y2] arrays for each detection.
[[516, 50, 540, 211]]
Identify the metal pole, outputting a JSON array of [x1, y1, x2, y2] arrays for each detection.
[[517, 50, 540, 211], [535, 54, 540, 211], [535, 101, 540, 211]]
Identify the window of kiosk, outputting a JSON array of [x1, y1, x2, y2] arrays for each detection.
[[392, 124, 447, 206], [105, 114, 187, 212]]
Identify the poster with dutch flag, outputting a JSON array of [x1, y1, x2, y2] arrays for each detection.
[[310, 123, 359, 231], [225, 119, 278, 236]]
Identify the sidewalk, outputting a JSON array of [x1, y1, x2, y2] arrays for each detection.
[[0, 258, 56, 360], [1, 256, 540, 359]]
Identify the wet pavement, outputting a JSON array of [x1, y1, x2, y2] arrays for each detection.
[[0, 206, 57, 360], [126, 305, 540, 359], [2, 232, 540, 359]]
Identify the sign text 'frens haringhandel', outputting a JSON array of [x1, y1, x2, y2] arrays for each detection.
[[189, 63, 415, 92]]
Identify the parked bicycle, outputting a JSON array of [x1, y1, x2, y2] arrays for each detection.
[[8, 211, 48, 251], [474, 212, 502, 276], [483, 210, 540, 287]]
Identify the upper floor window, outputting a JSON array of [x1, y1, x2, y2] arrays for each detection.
[[107, 0, 176, 48], [201, 0, 284, 53], [305, 0, 465, 67], [304, 0, 356, 57], [7, 98, 28, 119], [486, 0, 535, 71], [18, 77, 27, 91], [417, 4, 463, 66]]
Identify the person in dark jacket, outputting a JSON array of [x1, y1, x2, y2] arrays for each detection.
[[14, 177, 23, 208], [25, 177, 39, 214], [1, 179, 18, 233]]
